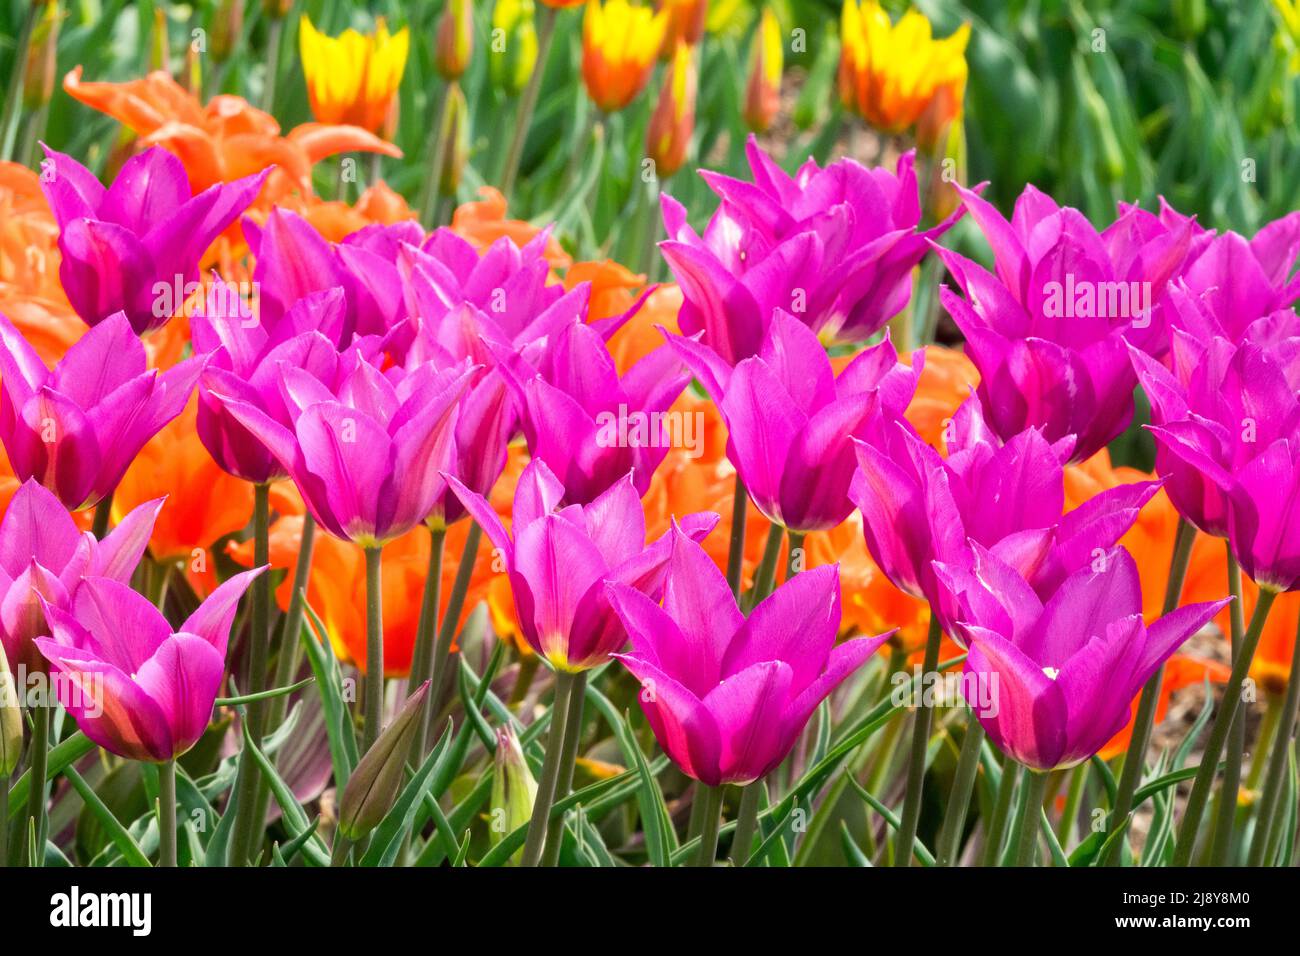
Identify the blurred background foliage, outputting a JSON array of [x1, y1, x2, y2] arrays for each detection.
[[4, 0, 1300, 244]]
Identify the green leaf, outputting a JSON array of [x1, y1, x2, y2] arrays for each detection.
[[302, 596, 359, 789], [61, 765, 151, 868], [240, 711, 330, 867], [585, 686, 676, 866], [7, 731, 95, 822], [839, 820, 873, 867], [215, 676, 315, 707], [844, 771, 934, 866]]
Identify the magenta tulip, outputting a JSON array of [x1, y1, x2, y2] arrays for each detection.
[[936, 184, 1196, 461], [496, 319, 689, 505], [669, 310, 921, 532], [214, 344, 472, 545], [851, 395, 1159, 635], [0, 479, 161, 675], [660, 135, 965, 363], [936, 544, 1229, 770], [0, 311, 202, 510], [36, 568, 265, 762], [40, 145, 267, 335], [446, 459, 718, 672], [606, 525, 891, 785]]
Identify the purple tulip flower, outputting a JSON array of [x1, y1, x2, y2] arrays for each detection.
[[495, 319, 690, 505], [850, 394, 1160, 635], [193, 281, 350, 484], [606, 525, 892, 785], [936, 544, 1229, 770], [1140, 308, 1300, 590], [0, 311, 203, 510], [36, 568, 265, 762], [936, 184, 1196, 461], [668, 310, 921, 532], [659, 135, 965, 363], [40, 145, 267, 335], [0, 479, 161, 675], [446, 459, 718, 672], [214, 344, 472, 545]]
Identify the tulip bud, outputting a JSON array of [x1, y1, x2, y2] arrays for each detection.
[[645, 41, 696, 180], [0, 640, 24, 778], [489, 726, 537, 862], [23, 0, 59, 110], [211, 0, 244, 64], [263, 0, 292, 17], [490, 0, 539, 96], [438, 84, 469, 197], [336, 681, 430, 840], [436, 0, 475, 80], [742, 7, 781, 133], [183, 39, 203, 97]]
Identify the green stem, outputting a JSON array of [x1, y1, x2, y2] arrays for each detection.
[[692, 784, 724, 867], [1247, 612, 1300, 866], [730, 780, 764, 866], [521, 671, 577, 867], [406, 526, 446, 763], [500, 4, 559, 195], [418, 81, 453, 228], [91, 493, 113, 539], [894, 614, 941, 866], [330, 833, 352, 867], [725, 480, 748, 598], [745, 523, 784, 612], [0, 1, 38, 162], [1014, 769, 1050, 866], [982, 760, 1020, 866], [157, 760, 177, 868], [1209, 544, 1247, 865], [260, 15, 284, 114], [0, 776, 7, 868], [429, 522, 483, 717], [540, 671, 588, 866], [785, 531, 805, 582], [1057, 762, 1087, 847], [935, 714, 985, 866], [244, 513, 317, 854], [19, 702, 49, 866], [227, 484, 273, 865], [1172, 587, 1278, 866], [363, 545, 385, 752], [1104, 516, 1194, 864], [1247, 693, 1283, 791]]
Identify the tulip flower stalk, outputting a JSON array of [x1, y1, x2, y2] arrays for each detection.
[[895, 614, 941, 865], [228, 483, 274, 865], [157, 760, 177, 867], [520, 670, 577, 866], [364, 546, 385, 751], [0, 0, 39, 162], [1209, 544, 1248, 865], [501, 3, 561, 195], [1013, 769, 1050, 866], [1104, 517, 1194, 865], [1173, 589, 1278, 866], [1248, 613, 1300, 865]]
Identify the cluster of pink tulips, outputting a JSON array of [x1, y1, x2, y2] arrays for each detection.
[[2, 116, 1299, 870]]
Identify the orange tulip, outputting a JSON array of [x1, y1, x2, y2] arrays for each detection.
[[61, 67, 401, 203], [1097, 655, 1231, 761], [657, 0, 707, 52], [450, 186, 572, 268], [581, 0, 669, 112]]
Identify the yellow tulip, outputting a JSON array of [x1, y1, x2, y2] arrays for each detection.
[[581, 0, 669, 112], [838, 0, 969, 150], [490, 0, 539, 95], [298, 14, 410, 134], [435, 0, 475, 80]]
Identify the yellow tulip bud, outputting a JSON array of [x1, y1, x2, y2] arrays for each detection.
[[490, 0, 539, 95], [436, 0, 475, 80]]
